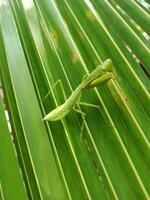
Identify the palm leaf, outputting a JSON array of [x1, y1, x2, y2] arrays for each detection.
[[0, 0, 150, 199]]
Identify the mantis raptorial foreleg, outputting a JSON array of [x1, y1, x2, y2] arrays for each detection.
[[85, 72, 113, 89]]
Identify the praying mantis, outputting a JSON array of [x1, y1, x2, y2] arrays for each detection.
[[43, 59, 114, 122]]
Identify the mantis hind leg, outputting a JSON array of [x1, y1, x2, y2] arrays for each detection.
[[78, 101, 114, 128], [74, 101, 114, 141], [79, 102, 99, 108], [73, 108, 86, 142], [42, 79, 67, 102]]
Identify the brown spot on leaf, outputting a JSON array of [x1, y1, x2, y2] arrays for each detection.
[[50, 31, 58, 48]]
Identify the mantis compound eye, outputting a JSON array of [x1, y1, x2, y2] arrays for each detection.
[[101, 59, 113, 73]]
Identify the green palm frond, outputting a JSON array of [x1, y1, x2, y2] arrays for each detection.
[[0, 0, 150, 199]]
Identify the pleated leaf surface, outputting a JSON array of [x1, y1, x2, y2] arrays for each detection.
[[0, 0, 150, 199]]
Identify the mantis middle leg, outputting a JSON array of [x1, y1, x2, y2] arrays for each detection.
[[78, 101, 114, 130]]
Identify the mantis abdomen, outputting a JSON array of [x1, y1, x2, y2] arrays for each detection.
[[43, 86, 82, 121]]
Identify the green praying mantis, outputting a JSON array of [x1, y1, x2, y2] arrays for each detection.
[[42, 59, 114, 124]]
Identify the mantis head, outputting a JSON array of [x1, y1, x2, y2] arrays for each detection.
[[100, 59, 113, 73]]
